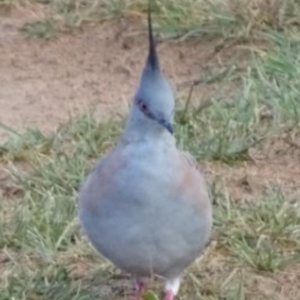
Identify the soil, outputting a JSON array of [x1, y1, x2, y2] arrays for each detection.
[[0, 5, 300, 300], [0, 4, 236, 140]]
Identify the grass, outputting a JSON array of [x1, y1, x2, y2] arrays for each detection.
[[1, 0, 300, 299], [20, 0, 300, 40], [177, 32, 300, 162]]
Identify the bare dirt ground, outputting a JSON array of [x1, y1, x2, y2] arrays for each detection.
[[0, 4, 300, 200], [0, 4, 233, 140]]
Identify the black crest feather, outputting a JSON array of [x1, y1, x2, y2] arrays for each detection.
[[147, 2, 160, 70]]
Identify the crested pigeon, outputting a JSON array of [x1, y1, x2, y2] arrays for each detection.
[[78, 7, 212, 300]]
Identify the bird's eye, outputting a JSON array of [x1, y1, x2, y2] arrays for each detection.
[[138, 100, 148, 112], [141, 103, 147, 111]]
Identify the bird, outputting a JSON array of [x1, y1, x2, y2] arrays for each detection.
[[78, 6, 212, 300]]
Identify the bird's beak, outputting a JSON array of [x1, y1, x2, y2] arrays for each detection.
[[159, 119, 173, 134]]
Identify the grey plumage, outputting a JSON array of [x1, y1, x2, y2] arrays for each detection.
[[78, 6, 212, 300]]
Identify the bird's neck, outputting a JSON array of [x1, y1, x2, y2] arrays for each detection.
[[121, 106, 175, 146]]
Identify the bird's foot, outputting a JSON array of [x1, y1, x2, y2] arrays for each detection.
[[164, 277, 180, 300], [131, 278, 146, 300], [164, 290, 174, 300]]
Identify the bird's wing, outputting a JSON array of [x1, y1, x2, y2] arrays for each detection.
[[180, 151, 199, 170], [78, 148, 125, 214], [174, 150, 211, 215]]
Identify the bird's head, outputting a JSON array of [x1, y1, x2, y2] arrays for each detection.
[[130, 7, 175, 135]]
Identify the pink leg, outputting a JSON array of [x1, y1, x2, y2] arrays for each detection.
[[164, 290, 174, 300], [164, 277, 180, 300], [131, 277, 146, 300]]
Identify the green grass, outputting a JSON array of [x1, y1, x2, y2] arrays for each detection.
[[1, 0, 300, 299], [177, 31, 300, 163], [22, 19, 57, 39]]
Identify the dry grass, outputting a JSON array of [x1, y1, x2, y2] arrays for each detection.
[[16, 0, 300, 40]]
